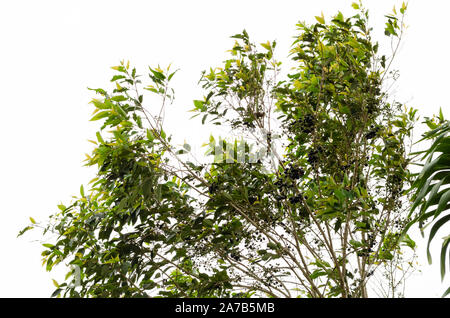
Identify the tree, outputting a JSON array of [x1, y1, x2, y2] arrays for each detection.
[[20, 2, 417, 298], [407, 110, 450, 297]]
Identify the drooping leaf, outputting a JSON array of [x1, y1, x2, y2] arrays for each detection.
[[427, 214, 450, 264]]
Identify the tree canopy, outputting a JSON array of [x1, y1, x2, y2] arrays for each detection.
[[20, 2, 423, 298]]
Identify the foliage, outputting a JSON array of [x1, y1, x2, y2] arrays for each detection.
[[20, 2, 417, 298], [407, 110, 450, 297]]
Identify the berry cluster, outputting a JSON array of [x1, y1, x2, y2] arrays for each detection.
[[244, 232, 265, 249], [366, 270, 375, 277], [243, 120, 256, 129], [307, 146, 323, 166], [366, 96, 380, 115], [289, 113, 315, 134], [357, 248, 373, 257], [393, 218, 405, 230], [274, 194, 287, 201], [274, 179, 285, 189], [289, 194, 303, 204], [248, 196, 258, 204], [286, 165, 305, 180], [254, 111, 265, 119], [231, 118, 256, 130], [230, 252, 241, 262], [208, 182, 219, 194], [364, 125, 380, 140], [387, 173, 403, 200], [263, 272, 283, 289], [366, 233, 377, 251]]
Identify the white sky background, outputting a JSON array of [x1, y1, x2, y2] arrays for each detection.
[[1, 0, 449, 297]]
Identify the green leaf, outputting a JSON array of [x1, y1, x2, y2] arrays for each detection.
[[111, 75, 126, 82], [411, 176, 447, 215], [91, 99, 108, 109], [351, 2, 360, 10], [400, 2, 407, 14], [51, 288, 62, 298], [193, 100, 206, 112], [315, 14, 325, 24], [442, 285, 450, 298], [17, 226, 33, 237], [267, 242, 278, 250], [400, 234, 416, 250], [90, 111, 110, 121], [385, 22, 397, 36], [335, 11, 344, 22], [350, 239, 363, 248], [147, 129, 154, 142], [168, 70, 178, 81], [427, 214, 450, 264], [310, 269, 327, 280], [96, 132, 105, 144], [440, 236, 450, 280], [29, 217, 36, 224], [111, 95, 127, 102], [52, 279, 59, 288], [88, 87, 108, 96], [113, 104, 128, 119], [260, 41, 271, 50], [413, 155, 450, 191], [111, 65, 126, 72], [149, 68, 166, 81], [432, 188, 450, 221], [203, 219, 214, 228]]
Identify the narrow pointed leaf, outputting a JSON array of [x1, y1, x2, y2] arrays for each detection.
[[427, 214, 450, 264], [440, 237, 450, 281]]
